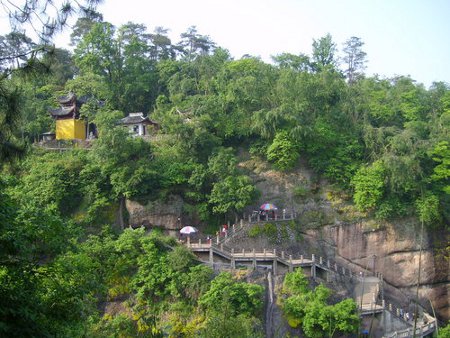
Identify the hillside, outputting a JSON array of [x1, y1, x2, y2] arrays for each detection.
[[1, 9, 449, 337], [127, 152, 449, 323]]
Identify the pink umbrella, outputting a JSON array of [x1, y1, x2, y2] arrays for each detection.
[[260, 203, 278, 211]]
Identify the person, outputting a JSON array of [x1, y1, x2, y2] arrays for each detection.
[[405, 312, 410, 321]]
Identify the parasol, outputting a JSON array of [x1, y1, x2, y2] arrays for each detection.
[[179, 226, 199, 235], [260, 202, 278, 211]]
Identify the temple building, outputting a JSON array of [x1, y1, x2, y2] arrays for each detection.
[[119, 112, 159, 136], [49, 93, 87, 140]]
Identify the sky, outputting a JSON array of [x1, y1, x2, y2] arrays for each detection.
[[3, 0, 450, 88]]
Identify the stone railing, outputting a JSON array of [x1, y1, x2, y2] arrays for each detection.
[[383, 319, 436, 338], [245, 210, 297, 223]]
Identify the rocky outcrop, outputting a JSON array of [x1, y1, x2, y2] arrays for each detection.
[[240, 156, 449, 321], [126, 195, 184, 229], [301, 221, 449, 321]]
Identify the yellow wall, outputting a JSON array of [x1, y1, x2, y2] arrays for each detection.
[[56, 119, 86, 140]]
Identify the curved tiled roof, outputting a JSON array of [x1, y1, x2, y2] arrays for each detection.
[[49, 105, 77, 117], [119, 113, 159, 125], [57, 92, 76, 105]]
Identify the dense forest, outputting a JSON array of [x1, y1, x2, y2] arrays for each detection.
[[1, 1, 449, 337]]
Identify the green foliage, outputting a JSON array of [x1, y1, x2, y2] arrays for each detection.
[[12, 151, 87, 215], [281, 269, 360, 338], [267, 130, 301, 171], [248, 222, 278, 239], [312, 33, 338, 71], [88, 112, 160, 200], [374, 196, 407, 220], [430, 141, 450, 194], [209, 175, 257, 215], [3, 17, 450, 337], [200, 313, 263, 338], [293, 185, 309, 199], [282, 269, 309, 295], [415, 192, 441, 226], [181, 265, 214, 302], [352, 161, 386, 211], [199, 272, 264, 317], [438, 323, 450, 338]]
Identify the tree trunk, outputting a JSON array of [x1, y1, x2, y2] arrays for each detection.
[[118, 196, 125, 229]]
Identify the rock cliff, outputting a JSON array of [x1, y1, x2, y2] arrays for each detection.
[[126, 156, 449, 321], [239, 156, 449, 322]]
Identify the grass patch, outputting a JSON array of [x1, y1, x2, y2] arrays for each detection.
[[293, 185, 309, 199], [248, 223, 277, 240]]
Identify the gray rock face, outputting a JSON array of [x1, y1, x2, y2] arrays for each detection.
[[301, 222, 449, 321], [240, 156, 449, 321], [126, 195, 183, 229]]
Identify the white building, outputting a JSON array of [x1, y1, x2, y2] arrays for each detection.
[[119, 112, 159, 136]]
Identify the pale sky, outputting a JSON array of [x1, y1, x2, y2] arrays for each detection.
[[3, 0, 450, 87]]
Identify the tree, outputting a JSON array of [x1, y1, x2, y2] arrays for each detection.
[[342, 36, 367, 84], [74, 22, 118, 80], [0, 32, 36, 70], [40, 47, 76, 85], [87, 110, 159, 227], [70, 11, 104, 46], [430, 141, 450, 194], [352, 161, 386, 211], [1, 0, 101, 43], [150, 26, 175, 61], [312, 33, 338, 71], [177, 26, 216, 61], [272, 52, 312, 72], [206, 148, 258, 218], [199, 272, 263, 316], [209, 175, 257, 216], [0, 80, 24, 164], [415, 192, 441, 226], [281, 270, 360, 338], [117, 22, 158, 112], [266, 130, 301, 171]]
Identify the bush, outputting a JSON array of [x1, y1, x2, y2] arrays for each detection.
[[248, 223, 277, 239], [351, 161, 386, 211], [266, 131, 300, 171], [293, 185, 309, 199]]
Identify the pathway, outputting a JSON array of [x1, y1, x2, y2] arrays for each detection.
[[183, 217, 437, 337]]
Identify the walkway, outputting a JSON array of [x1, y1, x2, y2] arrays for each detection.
[[355, 276, 385, 314], [183, 216, 437, 338]]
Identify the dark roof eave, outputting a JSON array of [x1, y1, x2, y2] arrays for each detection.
[[119, 116, 159, 125]]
